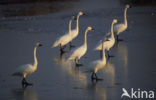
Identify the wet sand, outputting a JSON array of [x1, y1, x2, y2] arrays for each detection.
[[0, 0, 156, 100]]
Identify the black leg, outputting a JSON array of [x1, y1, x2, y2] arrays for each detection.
[[75, 59, 83, 67], [94, 73, 98, 79], [116, 35, 123, 42], [116, 35, 119, 41], [91, 72, 94, 80], [60, 45, 69, 55], [21, 78, 33, 88], [70, 42, 75, 49], [107, 50, 114, 59], [100, 50, 102, 58]]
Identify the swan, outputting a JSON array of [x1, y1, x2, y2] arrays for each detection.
[[67, 26, 94, 66], [95, 19, 118, 58], [53, 16, 75, 54], [86, 40, 107, 81], [114, 4, 131, 41], [12, 42, 42, 87], [69, 11, 85, 47]]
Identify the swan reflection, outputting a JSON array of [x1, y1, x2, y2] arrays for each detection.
[[101, 60, 115, 86], [12, 88, 38, 100], [116, 42, 128, 75], [53, 54, 87, 85], [88, 83, 107, 100]]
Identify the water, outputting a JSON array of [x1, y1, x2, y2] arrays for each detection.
[[0, 0, 156, 100]]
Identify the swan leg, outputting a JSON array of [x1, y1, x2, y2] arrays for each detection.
[[91, 73, 98, 80], [91, 72, 94, 79], [22, 78, 33, 88], [100, 50, 102, 58], [107, 51, 114, 59], [69, 42, 75, 49], [116, 35, 123, 42], [75, 59, 83, 66], [60, 45, 68, 55]]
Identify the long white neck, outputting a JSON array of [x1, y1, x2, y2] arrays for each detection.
[[76, 14, 80, 32], [111, 21, 115, 38], [124, 7, 128, 27], [33, 47, 38, 67], [69, 20, 72, 36], [83, 29, 89, 47], [102, 43, 106, 61]]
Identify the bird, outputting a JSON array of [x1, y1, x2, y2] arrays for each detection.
[[69, 11, 85, 48], [67, 26, 94, 66], [53, 16, 75, 54], [114, 4, 131, 41], [95, 19, 118, 58], [86, 39, 107, 81], [12, 42, 42, 88]]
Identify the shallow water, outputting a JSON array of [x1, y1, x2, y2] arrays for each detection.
[[0, 0, 156, 100]]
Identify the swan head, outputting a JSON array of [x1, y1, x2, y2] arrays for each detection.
[[87, 26, 94, 31], [79, 11, 85, 16], [126, 4, 131, 8], [72, 16, 76, 20], [113, 19, 118, 23], [36, 42, 42, 47]]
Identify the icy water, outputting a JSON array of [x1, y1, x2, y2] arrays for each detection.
[[0, 0, 156, 100]]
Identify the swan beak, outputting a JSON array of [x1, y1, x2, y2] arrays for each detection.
[[73, 17, 77, 20], [91, 28, 95, 31], [83, 13, 87, 16], [129, 5, 132, 8], [39, 44, 42, 47]]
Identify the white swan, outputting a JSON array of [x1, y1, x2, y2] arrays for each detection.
[[87, 40, 107, 80], [114, 4, 130, 41], [67, 26, 94, 66], [12, 42, 42, 87], [69, 11, 85, 47], [53, 16, 75, 53], [95, 19, 118, 58]]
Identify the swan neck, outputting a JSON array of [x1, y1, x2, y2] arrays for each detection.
[[124, 7, 128, 26], [84, 29, 89, 47], [111, 21, 115, 38], [76, 14, 80, 32], [102, 46, 106, 61], [69, 20, 72, 35], [33, 47, 38, 67]]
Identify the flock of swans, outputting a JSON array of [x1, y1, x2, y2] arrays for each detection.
[[12, 4, 131, 88]]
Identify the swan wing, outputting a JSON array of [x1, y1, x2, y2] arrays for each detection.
[[71, 29, 78, 40], [12, 64, 33, 77], [68, 46, 85, 60], [88, 60, 102, 73], [114, 23, 126, 34], [53, 33, 71, 47], [95, 37, 111, 50]]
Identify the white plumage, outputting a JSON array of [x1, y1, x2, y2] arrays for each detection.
[[53, 16, 75, 48], [87, 40, 107, 80], [12, 42, 42, 87], [113, 5, 130, 40], [70, 11, 85, 41], [95, 19, 118, 57], [67, 26, 94, 66]]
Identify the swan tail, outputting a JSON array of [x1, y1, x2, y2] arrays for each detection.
[[53, 41, 60, 48]]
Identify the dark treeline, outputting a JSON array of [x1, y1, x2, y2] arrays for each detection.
[[0, 0, 78, 4], [120, 0, 156, 6]]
